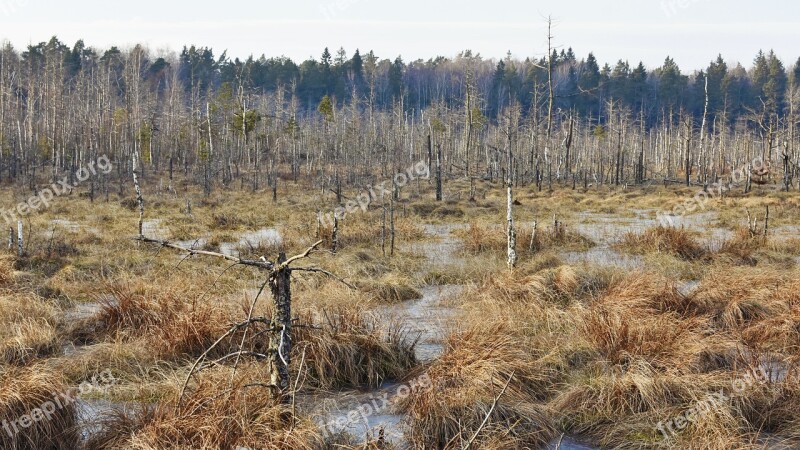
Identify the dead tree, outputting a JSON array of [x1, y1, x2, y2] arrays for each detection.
[[390, 187, 396, 257], [436, 144, 443, 202], [135, 235, 344, 405], [331, 214, 339, 254], [506, 138, 517, 270], [131, 163, 351, 406], [133, 153, 145, 238], [16, 220, 23, 257]]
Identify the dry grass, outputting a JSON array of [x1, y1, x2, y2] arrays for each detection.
[[4, 181, 800, 448], [617, 226, 708, 260], [85, 365, 325, 450], [358, 274, 421, 304], [0, 293, 61, 365], [294, 309, 417, 390], [398, 326, 556, 449], [71, 279, 235, 361], [0, 366, 79, 450], [0, 256, 16, 285], [457, 221, 593, 257]]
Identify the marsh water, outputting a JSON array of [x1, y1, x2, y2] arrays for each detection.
[[63, 208, 800, 447]]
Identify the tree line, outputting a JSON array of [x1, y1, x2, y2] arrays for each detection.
[[0, 36, 798, 199]]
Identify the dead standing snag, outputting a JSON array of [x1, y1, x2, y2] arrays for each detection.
[[134, 236, 352, 406]]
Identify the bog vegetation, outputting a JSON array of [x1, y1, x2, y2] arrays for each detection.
[[0, 36, 799, 450]]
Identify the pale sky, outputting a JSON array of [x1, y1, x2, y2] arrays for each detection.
[[0, 0, 797, 71]]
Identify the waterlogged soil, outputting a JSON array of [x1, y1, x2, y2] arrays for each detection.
[[409, 223, 467, 268], [561, 210, 734, 269], [69, 211, 797, 448], [218, 228, 282, 256], [299, 382, 408, 446], [172, 227, 282, 258], [76, 399, 146, 443], [49, 218, 101, 235], [379, 285, 464, 362], [308, 224, 467, 446]]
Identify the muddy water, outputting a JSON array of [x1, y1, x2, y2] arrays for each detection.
[[306, 224, 468, 446], [547, 435, 598, 450], [75, 399, 136, 441], [561, 210, 736, 269], [410, 223, 467, 267], [379, 285, 464, 362], [219, 228, 282, 256], [301, 383, 407, 446], [142, 219, 168, 239]]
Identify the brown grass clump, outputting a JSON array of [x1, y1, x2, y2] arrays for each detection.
[[582, 306, 704, 369], [296, 310, 416, 390], [717, 226, 768, 264], [358, 274, 421, 304], [398, 325, 556, 449], [0, 293, 61, 365], [0, 366, 79, 450], [72, 280, 234, 360], [686, 268, 787, 330], [411, 200, 466, 219], [458, 221, 593, 256], [618, 226, 708, 260], [595, 272, 690, 315], [0, 256, 15, 285], [318, 216, 425, 250], [86, 366, 324, 450]]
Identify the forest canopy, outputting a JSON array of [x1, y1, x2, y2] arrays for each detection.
[[4, 36, 797, 126]]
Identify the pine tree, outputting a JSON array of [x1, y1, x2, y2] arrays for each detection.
[[389, 56, 404, 101], [793, 57, 800, 87], [764, 50, 787, 114], [630, 62, 649, 109], [656, 56, 687, 108], [706, 55, 728, 115], [318, 95, 334, 122]]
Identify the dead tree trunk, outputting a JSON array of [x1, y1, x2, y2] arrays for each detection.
[[506, 141, 517, 270], [436, 144, 443, 202], [332, 214, 339, 254], [390, 189, 396, 257], [133, 153, 144, 238], [16, 220, 23, 257], [507, 185, 517, 270], [269, 252, 292, 397]]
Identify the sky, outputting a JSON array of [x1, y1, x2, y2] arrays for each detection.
[[0, 0, 797, 71]]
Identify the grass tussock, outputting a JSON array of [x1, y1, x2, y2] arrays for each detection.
[[318, 216, 425, 251], [358, 274, 421, 304], [0, 293, 61, 365], [0, 367, 79, 450], [617, 226, 708, 260], [0, 256, 16, 285], [72, 279, 234, 360], [296, 309, 416, 390], [86, 366, 324, 450], [399, 326, 556, 449], [458, 221, 593, 256]]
